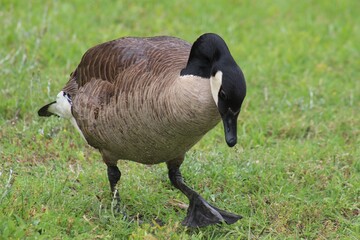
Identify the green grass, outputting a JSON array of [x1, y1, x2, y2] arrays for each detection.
[[1, 0, 359, 239]]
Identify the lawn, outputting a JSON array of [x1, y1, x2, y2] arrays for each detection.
[[1, 0, 359, 239]]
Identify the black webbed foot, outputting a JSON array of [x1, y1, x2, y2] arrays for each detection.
[[183, 194, 242, 227], [167, 156, 242, 228]]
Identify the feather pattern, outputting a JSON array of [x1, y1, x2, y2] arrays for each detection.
[[62, 36, 220, 164]]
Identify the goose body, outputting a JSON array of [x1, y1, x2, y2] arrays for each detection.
[[39, 33, 246, 227], [71, 36, 219, 164]]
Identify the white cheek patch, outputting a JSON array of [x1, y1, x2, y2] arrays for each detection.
[[210, 71, 223, 106]]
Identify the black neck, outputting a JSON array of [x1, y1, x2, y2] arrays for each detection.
[[180, 33, 233, 78]]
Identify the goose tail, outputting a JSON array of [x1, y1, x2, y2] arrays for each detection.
[[38, 91, 87, 141], [38, 101, 57, 117], [37, 91, 72, 119]]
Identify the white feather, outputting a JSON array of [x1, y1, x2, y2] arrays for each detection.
[[48, 91, 86, 141], [48, 91, 73, 119]]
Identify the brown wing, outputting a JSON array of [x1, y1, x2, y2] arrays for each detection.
[[62, 36, 192, 149], [64, 36, 191, 95]]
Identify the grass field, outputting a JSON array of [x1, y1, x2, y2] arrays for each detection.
[[1, 0, 359, 239]]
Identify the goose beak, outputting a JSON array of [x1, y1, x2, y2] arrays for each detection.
[[221, 109, 238, 147]]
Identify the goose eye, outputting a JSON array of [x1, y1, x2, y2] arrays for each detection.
[[219, 89, 227, 100]]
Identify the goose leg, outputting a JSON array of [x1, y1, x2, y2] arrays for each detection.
[[167, 157, 242, 227], [101, 150, 123, 213], [106, 165, 123, 214], [107, 165, 121, 202]]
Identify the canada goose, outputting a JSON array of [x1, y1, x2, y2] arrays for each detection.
[[38, 33, 246, 227]]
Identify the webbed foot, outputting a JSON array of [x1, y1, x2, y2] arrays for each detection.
[[182, 194, 242, 227], [167, 157, 242, 228]]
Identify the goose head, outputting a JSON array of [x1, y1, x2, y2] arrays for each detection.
[[181, 33, 246, 147], [210, 65, 246, 147]]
